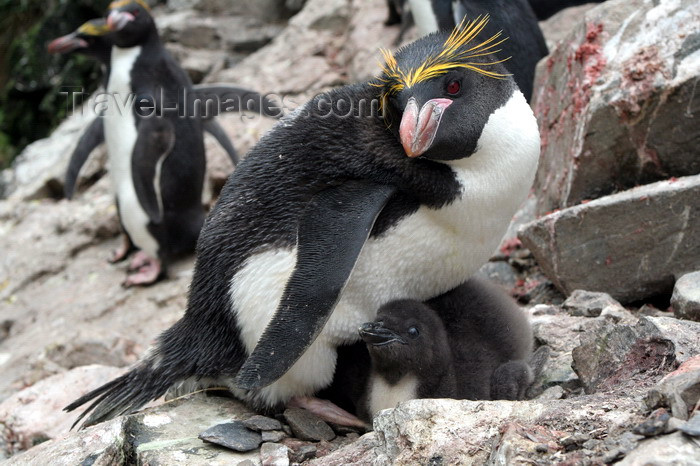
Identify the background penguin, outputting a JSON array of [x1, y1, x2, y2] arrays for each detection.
[[65, 18, 540, 427], [392, 1, 548, 101], [47, 18, 280, 200], [92, 0, 210, 286], [321, 278, 535, 422], [528, 0, 605, 20]]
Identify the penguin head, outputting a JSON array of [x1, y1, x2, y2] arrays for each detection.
[[47, 19, 112, 57], [106, 0, 156, 47], [375, 16, 516, 161], [359, 300, 451, 376]]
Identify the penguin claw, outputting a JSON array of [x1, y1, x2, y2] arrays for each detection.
[[109, 235, 134, 263], [128, 251, 152, 271], [122, 257, 163, 288], [288, 396, 369, 430]]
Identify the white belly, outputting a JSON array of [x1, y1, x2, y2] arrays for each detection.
[[105, 45, 159, 257], [229, 90, 540, 405], [368, 375, 419, 418], [408, 0, 439, 36]]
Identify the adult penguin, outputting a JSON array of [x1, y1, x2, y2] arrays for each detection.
[[528, 0, 605, 20], [92, 0, 213, 286], [47, 18, 280, 200], [66, 16, 540, 427], [402, 0, 547, 101]]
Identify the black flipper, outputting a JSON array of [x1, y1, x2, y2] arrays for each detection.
[[131, 118, 175, 224], [235, 181, 397, 390], [64, 118, 104, 199], [202, 119, 239, 165], [190, 84, 282, 119]]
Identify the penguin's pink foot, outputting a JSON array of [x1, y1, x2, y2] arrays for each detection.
[[109, 235, 133, 263], [122, 257, 162, 287], [128, 250, 151, 271], [288, 396, 369, 429]]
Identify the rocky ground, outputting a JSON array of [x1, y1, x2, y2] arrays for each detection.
[[1, 0, 699, 464]]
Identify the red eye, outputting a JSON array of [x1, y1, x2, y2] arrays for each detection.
[[446, 80, 461, 95]]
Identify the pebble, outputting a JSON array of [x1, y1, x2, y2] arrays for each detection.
[[632, 408, 670, 437], [283, 408, 335, 442], [563, 290, 622, 317], [671, 271, 700, 322], [243, 414, 283, 432], [198, 421, 262, 452], [262, 430, 287, 443], [260, 442, 290, 466]]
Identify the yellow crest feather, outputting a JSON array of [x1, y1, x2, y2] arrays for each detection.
[[375, 15, 511, 96], [109, 0, 151, 12]]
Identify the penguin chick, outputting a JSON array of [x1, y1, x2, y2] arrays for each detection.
[[65, 18, 539, 428], [358, 299, 457, 420], [352, 278, 534, 420]]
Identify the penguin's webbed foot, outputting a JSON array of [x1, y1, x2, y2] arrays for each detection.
[[288, 396, 369, 430], [122, 256, 163, 288], [109, 235, 135, 263]]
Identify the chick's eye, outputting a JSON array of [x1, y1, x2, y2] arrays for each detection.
[[407, 327, 419, 338], [446, 80, 461, 95]]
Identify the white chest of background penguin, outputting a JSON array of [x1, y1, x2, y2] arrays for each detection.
[[66, 17, 540, 428]]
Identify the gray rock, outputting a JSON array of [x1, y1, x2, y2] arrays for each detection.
[[646, 355, 700, 420], [571, 317, 690, 394], [0, 365, 125, 455], [678, 412, 700, 437], [519, 175, 700, 303], [632, 408, 671, 437], [536, 385, 565, 401], [476, 261, 519, 291], [244, 415, 283, 432], [283, 408, 335, 442], [531, 0, 700, 216], [260, 442, 290, 466], [3, 417, 127, 465], [528, 307, 586, 395], [562, 290, 622, 317], [617, 432, 700, 465], [283, 439, 317, 463], [672, 271, 700, 322], [261, 430, 286, 443], [199, 421, 263, 452]]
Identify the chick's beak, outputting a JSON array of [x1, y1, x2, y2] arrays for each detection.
[[47, 33, 88, 54], [107, 10, 135, 31], [399, 97, 453, 158]]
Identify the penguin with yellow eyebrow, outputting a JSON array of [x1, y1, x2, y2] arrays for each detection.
[[403, 0, 548, 101], [47, 18, 278, 201], [65, 17, 540, 428]]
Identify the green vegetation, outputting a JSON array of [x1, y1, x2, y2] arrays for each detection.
[[0, 0, 112, 169]]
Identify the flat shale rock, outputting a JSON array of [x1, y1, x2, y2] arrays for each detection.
[[532, 0, 700, 215], [519, 174, 700, 303], [283, 408, 335, 442], [198, 421, 262, 452], [562, 289, 624, 317], [672, 271, 700, 322]]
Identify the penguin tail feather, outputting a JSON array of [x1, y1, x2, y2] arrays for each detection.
[[64, 361, 177, 430]]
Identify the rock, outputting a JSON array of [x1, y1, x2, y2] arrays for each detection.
[[678, 412, 700, 437], [243, 415, 283, 432], [132, 395, 259, 464], [617, 432, 700, 465], [260, 442, 290, 466], [562, 290, 623, 317], [0, 365, 125, 455], [519, 175, 700, 303], [646, 355, 700, 420], [476, 261, 519, 291], [536, 385, 565, 401], [198, 421, 262, 452], [632, 408, 671, 437], [283, 408, 335, 442], [283, 438, 317, 462], [571, 316, 698, 394], [488, 423, 563, 464], [307, 433, 380, 465], [2, 417, 127, 466], [672, 271, 700, 322], [531, 0, 700, 216], [538, 3, 601, 49], [261, 430, 286, 443], [528, 307, 586, 395]]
